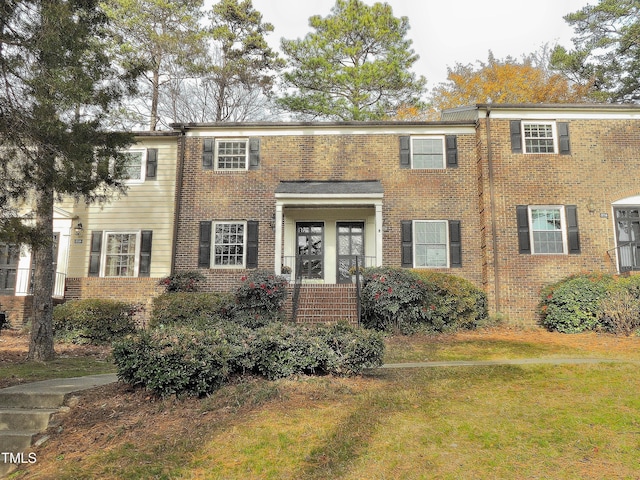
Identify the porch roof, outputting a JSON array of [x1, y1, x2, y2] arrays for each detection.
[[275, 180, 383, 195]]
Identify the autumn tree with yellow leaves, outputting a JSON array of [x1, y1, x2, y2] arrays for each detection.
[[429, 51, 592, 114]]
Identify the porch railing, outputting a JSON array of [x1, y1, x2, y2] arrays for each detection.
[[607, 242, 640, 272], [290, 255, 304, 323], [1, 268, 66, 298]]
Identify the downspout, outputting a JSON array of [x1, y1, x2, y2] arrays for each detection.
[[485, 106, 501, 314], [171, 126, 187, 274]]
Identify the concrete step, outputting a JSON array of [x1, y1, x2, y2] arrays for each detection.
[[0, 430, 38, 453], [0, 391, 65, 409], [0, 408, 58, 432]]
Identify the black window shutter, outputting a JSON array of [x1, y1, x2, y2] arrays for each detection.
[[249, 138, 260, 169], [558, 122, 570, 155], [516, 205, 531, 254], [202, 139, 214, 169], [198, 221, 212, 268], [401, 220, 413, 267], [445, 135, 458, 168], [246, 221, 259, 268], [449, 220, 462, 267], [510, 120, 523, 153], [146, 148, 158, 179], [139, 230, 153, 277], [399, 136, 411, 168], [566, 205, 580, 254], [88, 231, 102, 276]]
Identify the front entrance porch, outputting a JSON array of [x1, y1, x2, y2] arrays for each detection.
[[274, 181, 384, 284], [612, 198, 640, 272]]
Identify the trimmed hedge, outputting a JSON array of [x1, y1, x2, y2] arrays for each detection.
[[360, 267, 487, 334], [113, 321, 384, 397], [149, 292, 233, 329], [53, 299, 137, 344]]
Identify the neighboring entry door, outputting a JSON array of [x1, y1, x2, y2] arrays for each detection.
[[614, 208, 640, 271], [337, 222, 364, 284], [0, 243, 19, 295], [296, 222, 324, 279]]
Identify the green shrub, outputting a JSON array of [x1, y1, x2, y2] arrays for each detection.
[[235, 270, 289, 312], [158, 270, 206, 292], [411, 270, 488, 332], [227, 308, 285, 329], [113, 321, 385, 396], [53, 299, 137, 344], [149, 292, 233, 329], [360, 268, 430, 334], [113, 323, 254, 397], [539, 273, 614, 333], [361, 267, 486, 334]]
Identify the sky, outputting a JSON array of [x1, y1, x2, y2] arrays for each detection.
[[249, 0, 593, 89]]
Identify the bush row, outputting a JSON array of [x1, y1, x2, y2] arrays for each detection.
[[113, 322, 385, 397], [360, 267, 488, 334], [539, 273, 640, 335]]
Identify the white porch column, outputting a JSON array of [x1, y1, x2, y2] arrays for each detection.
[[274, 203, 283, 274], [375, 201, 383, 267]]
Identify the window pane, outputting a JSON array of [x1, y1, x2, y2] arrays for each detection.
[[217, 141, 247, 169], [104, 233, 137, 277], [214, 223, 245, 266], [412, 138, 444, 168], [123, 152, 143, 180], [523, 124, 555, 153], [414, 221, 447, 267], [531, 208, 564, 253]]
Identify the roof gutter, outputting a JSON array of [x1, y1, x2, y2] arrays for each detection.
[[485, 105, 501, 315]]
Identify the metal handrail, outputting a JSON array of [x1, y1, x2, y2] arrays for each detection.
[[290, 255, 304, 323]]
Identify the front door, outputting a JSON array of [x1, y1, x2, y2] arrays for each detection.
[[296, 222, 324, 280], [337, 222, 364, 283], [614, 208, 640, 271]]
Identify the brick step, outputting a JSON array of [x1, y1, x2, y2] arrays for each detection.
[[286, 285, 358, 325]]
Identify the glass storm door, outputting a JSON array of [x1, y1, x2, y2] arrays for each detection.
[[615, 208, 640, 271], [296, 222, 324, 279], [337, 222, 364, 283]]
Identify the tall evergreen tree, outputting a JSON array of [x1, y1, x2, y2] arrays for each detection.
[[551, 0, 640, 103], [278, 0, 426, 121], [0, 0, 137, 360], [102, 0, 208, 130]]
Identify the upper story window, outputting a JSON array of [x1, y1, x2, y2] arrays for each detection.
[[399, 135, 458, 169], [123, 150, 146, 182], [523, 122, 555, 153], [411, 137, 445, 169], [510, 120, 570, 155], [216, 139, 248, 170]]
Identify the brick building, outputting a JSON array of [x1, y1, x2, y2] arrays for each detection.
[[2, 104, 639, 326]]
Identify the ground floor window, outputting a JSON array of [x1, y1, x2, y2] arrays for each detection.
[[529, 206, 566, 254], [103, 232, 139, 277], [414, 220, 448, 267], [213, 222, 246, 267]]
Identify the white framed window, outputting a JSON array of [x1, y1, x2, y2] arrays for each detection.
[[215, 139, 248, 170], [411, 136, 445, 169], [213, 222, 246, 267], [101, 232, 140, 277], [528, 206, 567, 254], [522, 122, 557, 154], [413, 220, 449, 267], [122, 149, 147, 182]]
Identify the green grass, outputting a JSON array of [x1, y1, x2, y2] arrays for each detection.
[[383, 334, 594, 363], [11, 333, 640, 479], [0, 356, 116, 386]]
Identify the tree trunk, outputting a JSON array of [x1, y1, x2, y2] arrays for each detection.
[[150, 67, 160, 131], [28, 169, 55, 361]]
